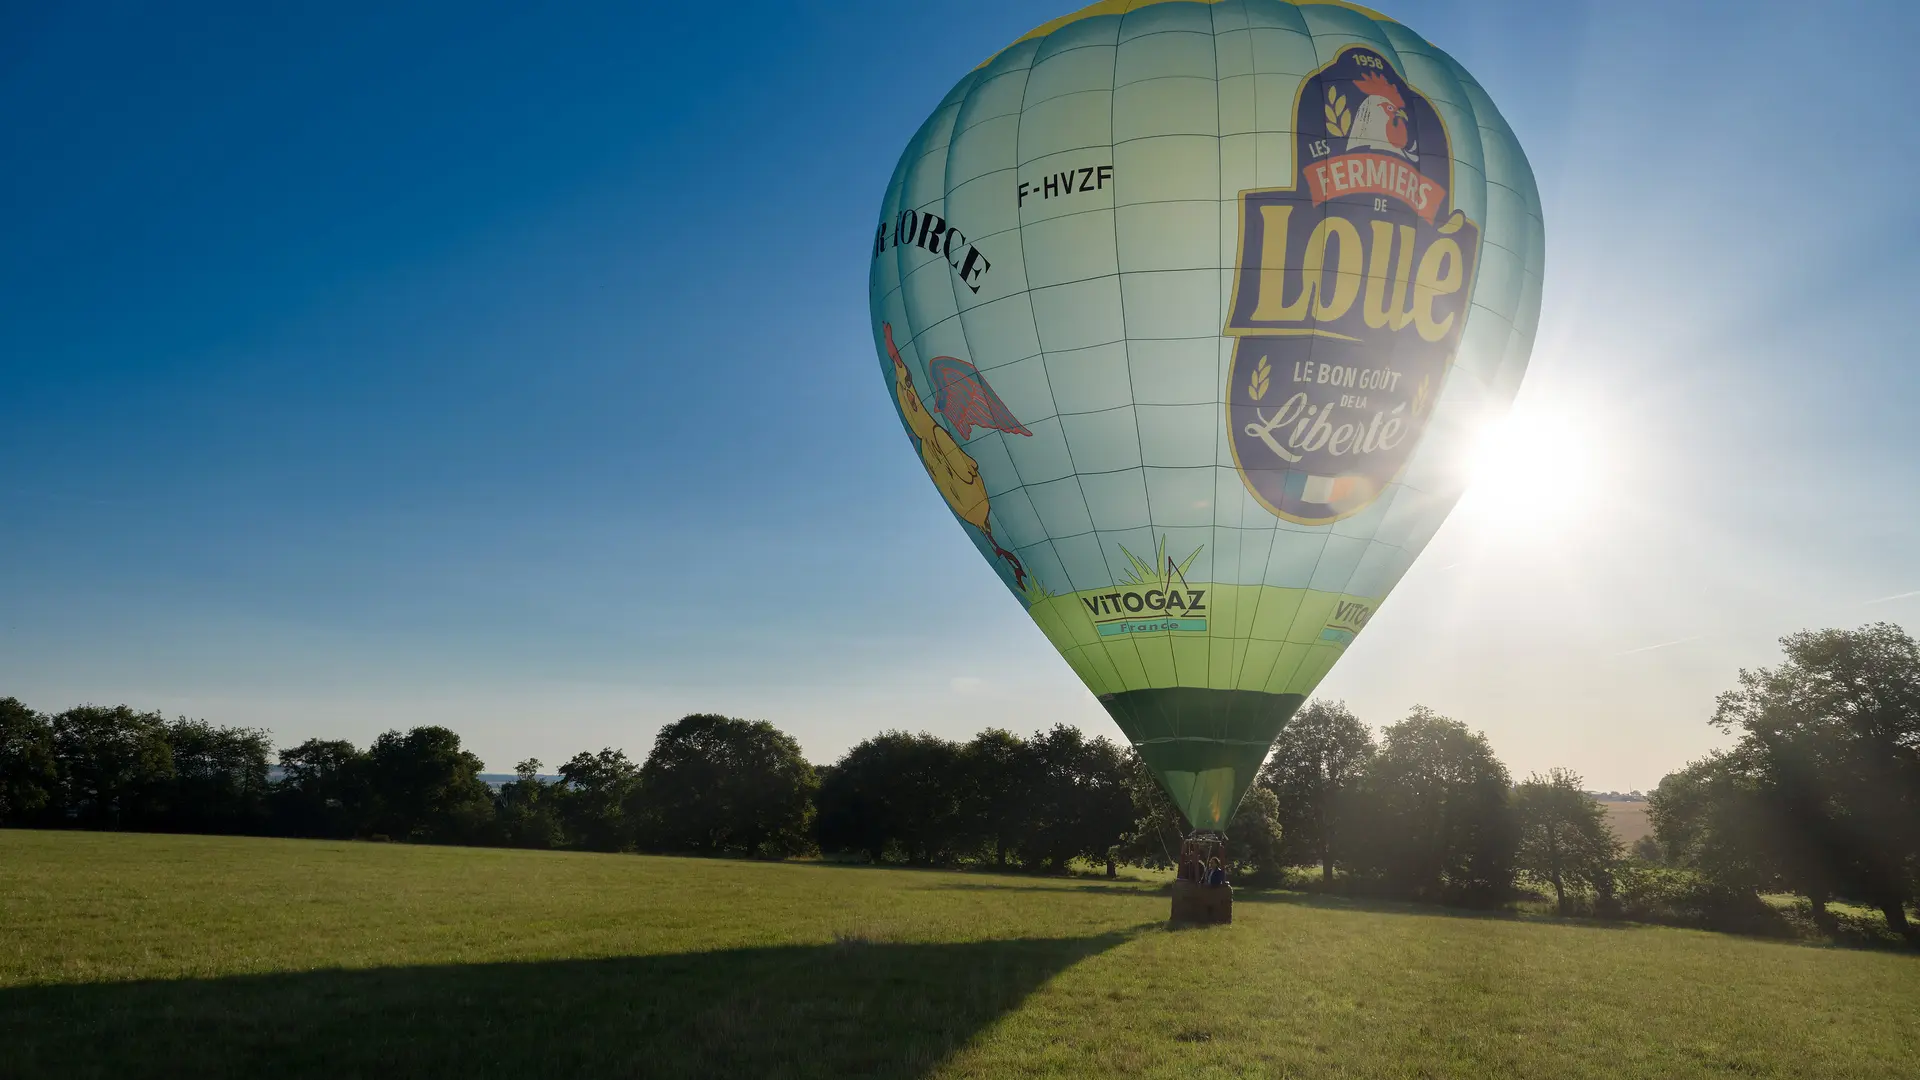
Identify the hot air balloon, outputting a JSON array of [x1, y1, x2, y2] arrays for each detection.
[[869, 1, 1542, 854]]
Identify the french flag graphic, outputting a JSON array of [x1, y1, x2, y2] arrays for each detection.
[[1301, 474, 1364, 506]]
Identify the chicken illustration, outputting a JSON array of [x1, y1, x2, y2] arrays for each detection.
[[1346, 71, 1415, 161], [884, 323, 1032, 587]]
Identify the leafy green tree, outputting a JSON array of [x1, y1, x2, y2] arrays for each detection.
[[1257, 699, 1375, 881], [1689, 623, 1920, 936], [815, 731, 967, 863], [1015, 726, 1135, 874], [1514, 768, 1621, 911], [632, 714, 817, 858], [556, 748, 639, 851], [1630, 834, 1664, 864], [960, 728, 1035, 868], [1114, 749, 1185, 870], [1645, 750, 1809, 931], [1347, 706, 1517, 904], [364, 726, 495, 843], [1225, 785, 1286, 881], [0, 697, 58, 825], [494, 758, 564, 849], [273, 738, 370, 838], [1078, 734, 1144, 878], [50, 705, 175, 829], [162, 718, 272, 834], [1648, 750, 1777, 892]]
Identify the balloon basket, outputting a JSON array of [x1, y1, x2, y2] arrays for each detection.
[[1169, 833, 1233, 926], [1170, 878, 1233, 925]]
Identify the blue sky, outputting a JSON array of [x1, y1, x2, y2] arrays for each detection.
[[3, 0, 1916, 789]]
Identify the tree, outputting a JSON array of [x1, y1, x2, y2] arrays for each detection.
[[273, 739, 370, 838], [1630, 834, 1663, 864], [1076, 734, 1144, 878], [50, 705, 175, 829], [556, 748, 639, 851], [1648, 751, 1777, 894], [815, 731, 967, 863], [1693, 623, 1920, 936], [1645, 749, 1803, 931], [1257, 699, 1375, 881], [1225, 785, 1286, 881], [1514, 768, 1621, 911], [494, 759, 564, 849], [162, 718, 272, 834], [1015, 726, 1135, 874], [959, 728, 1035, 868], [363, 726, 495, 843], [0, 698, 58, 825], [632, 714, 817, 858], [1114, 750, 1185, 871], [1346, 706, 1517, 904]]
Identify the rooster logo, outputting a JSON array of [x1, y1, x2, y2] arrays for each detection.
[[1345, 71, 1416, 161], [884, 323, 1032, 587]]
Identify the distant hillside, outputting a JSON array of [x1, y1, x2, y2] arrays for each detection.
[[1601, 800, 1653, 846]]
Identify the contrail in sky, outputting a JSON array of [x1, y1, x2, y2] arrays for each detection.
[[1612, 592, 1917, 657], [1862, 590, 1920, 605], [1614, 635, 1705, 656]]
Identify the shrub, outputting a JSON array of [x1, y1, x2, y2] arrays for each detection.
[[1610, 864, 1785, 935]]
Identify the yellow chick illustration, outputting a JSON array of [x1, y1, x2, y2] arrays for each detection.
[[884, 323, 1032, 587]]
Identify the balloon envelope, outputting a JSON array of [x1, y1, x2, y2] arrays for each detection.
[[870, 0, 1542, 831]]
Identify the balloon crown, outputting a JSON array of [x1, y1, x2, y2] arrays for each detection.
[[1353, 71, 1404, 109]]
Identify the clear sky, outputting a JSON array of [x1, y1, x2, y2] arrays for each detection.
[[3, 0, 1915, 791]]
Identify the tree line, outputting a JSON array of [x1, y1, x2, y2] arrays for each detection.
[[1, 622, 1913, 938], [0, 708, 819, 856], [0, 694, 1585, 895], [1249, 622, 1918, 939]]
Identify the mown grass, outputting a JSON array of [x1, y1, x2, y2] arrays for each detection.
[[2, 830, 1916, 1079]]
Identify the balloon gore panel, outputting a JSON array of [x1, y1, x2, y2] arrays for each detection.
[[869, 0, 1542, 831]]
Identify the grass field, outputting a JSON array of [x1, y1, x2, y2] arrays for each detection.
[[2, 832, 1916, 1079]]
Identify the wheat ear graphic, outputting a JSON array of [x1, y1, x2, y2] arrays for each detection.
[[1324, 86, 1351, 138]]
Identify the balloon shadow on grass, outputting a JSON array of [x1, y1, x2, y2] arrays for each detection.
[[0, 933, 1131, 1080]]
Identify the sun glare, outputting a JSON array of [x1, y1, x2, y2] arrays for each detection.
[[1458, 403, 1606, 541]]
